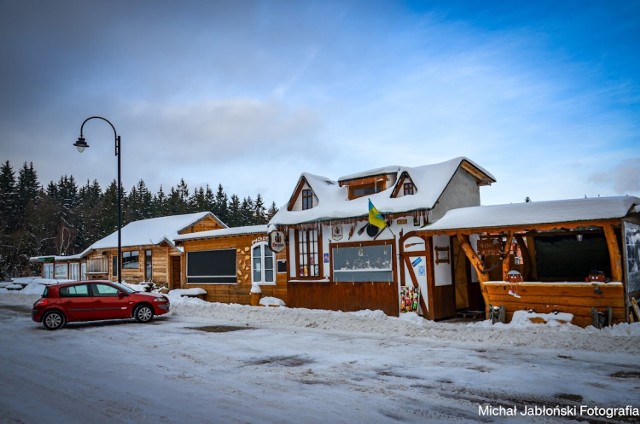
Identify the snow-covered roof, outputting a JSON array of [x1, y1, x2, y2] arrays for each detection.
[[422, 196, 640, 232], [29, 253, 84, 263], [88, 211, 224, 250], [270, 157, 494, 226], [174, 225, 268, 242]]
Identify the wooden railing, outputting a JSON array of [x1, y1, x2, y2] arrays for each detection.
[[482, 281, 625, 327]]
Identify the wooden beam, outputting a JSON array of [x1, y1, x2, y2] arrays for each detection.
[[603, 223, 623, 281], [425, 236, 436, 320], [456, 234, 487, 283]]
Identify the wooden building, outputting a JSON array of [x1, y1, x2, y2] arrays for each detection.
[[267, 157, 495, 317], [31, 212, 226, 288], [420, 196, 640, 327], [173, 225, 288, 305]]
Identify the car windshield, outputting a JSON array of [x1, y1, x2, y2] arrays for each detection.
[[110, 282, 138, 294]]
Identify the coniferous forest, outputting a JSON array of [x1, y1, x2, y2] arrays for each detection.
[[0, 160, 279, 279]]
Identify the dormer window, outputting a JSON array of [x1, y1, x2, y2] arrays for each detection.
[[351, 184, 378, 199], [403, 182, 415, 195], [302, 189, 313, 210]]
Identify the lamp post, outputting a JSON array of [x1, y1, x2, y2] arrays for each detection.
[[74, 116, 122, 284]]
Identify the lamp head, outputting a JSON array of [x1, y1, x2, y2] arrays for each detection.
[[73, 136, 89, 153]]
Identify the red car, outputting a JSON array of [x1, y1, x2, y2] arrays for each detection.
[[32, 280, 170, 330]]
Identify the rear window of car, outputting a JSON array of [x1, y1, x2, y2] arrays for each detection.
[[59, 284, 90, 297], [42, 286, 49, 298]]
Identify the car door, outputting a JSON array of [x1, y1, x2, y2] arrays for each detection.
[[90, 283, 131, 320], [58, 284, 93, 321]]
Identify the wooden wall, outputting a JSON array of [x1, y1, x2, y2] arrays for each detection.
[[482, 282, 626, 327], [85, 245, 173, 285], [179, 234, 288, 305], [288, 281, 399, 316]]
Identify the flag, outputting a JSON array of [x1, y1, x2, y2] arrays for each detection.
[[368, 199, 387, 229]]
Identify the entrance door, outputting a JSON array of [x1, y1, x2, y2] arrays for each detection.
[[399, 233, 429, 317], [170, 256, 181, 290]]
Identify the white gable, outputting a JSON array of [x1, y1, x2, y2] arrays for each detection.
[[270, 157, 492, 226]]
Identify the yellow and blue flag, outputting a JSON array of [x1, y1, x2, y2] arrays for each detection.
[[368, 199, 387, 229]]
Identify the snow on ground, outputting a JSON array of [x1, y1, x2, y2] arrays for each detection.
[[1, 280, 639, 423]]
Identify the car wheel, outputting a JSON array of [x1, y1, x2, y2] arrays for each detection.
[[43, 310, 65, 330], [134, 304, 154, 323]]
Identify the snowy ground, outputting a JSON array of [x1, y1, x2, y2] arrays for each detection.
[[1, 280, 639, 424]]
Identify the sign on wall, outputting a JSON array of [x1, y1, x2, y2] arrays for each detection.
[[268, 230, 286, 253], [400, 286, 420, 313]]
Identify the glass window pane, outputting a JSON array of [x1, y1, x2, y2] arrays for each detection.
[[332, 244, 392, 282]]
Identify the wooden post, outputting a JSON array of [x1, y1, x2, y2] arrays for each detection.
[[501, 232, 514, 281], [515, 235, 530, 280], [603, 223, 623, 282]]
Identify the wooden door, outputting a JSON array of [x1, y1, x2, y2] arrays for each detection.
[[170, 256, 181, 290], [453, 238, 469, 310], [399, 232, 430, 318]]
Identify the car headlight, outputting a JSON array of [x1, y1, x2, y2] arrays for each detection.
[[154, 296, 168, 303]]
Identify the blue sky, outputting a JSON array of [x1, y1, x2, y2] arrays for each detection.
[[1, 0, 638, 207]]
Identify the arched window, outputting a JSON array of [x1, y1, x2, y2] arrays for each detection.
[[252, 242, 275, 285]]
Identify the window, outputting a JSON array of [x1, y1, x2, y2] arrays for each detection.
[[60, 284, 90, 297], [296, 229, 320, 277], [403, 182, 415, 195], [70, 263, 80, 281], [351, 184, 377, 199], [55, 264, 68, 279], [145, 250, 152, 281], [43, 263, 54, 279], [302, 189, 313, 210], [252, 243, 275, 284], [112, 256, 118, 277], [122, 251, 140, 270], [92, 283, 120, 297], [332, 243, 393, 282], [187, 249, 237, 284]]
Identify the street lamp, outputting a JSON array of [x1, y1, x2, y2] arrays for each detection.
[[74, 116, 122, 284]]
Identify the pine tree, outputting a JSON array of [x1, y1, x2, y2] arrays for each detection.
[[0, 161, 17, 278], [227, 194, 242, 226], [0, 161, 17, 232], [213, 184, 229, 223], [266, 201, 279, 220], [152, 185, 167, 217], [254, 194, 267, 224]]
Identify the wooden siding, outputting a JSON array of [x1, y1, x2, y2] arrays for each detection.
[[179, 234, 288, 305], [288, 281, 399, 316], [482, 281, 626, 328], [84, 245, 174, 285]]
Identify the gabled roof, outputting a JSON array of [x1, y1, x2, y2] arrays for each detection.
[[88, 211, 226, 250], [270, 157, 494, 226], [174, 225, 268, 242], [422, 196, 640, 233]]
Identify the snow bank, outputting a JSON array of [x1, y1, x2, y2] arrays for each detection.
[[168, 288, 207, 298], [259, 296, 285, 307], [2, 287, 639, 354]]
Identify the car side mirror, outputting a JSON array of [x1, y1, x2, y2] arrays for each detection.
[[118, 291, 126, 299]]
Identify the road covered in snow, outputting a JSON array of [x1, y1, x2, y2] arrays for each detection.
[[1, 287, 639, 424]]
